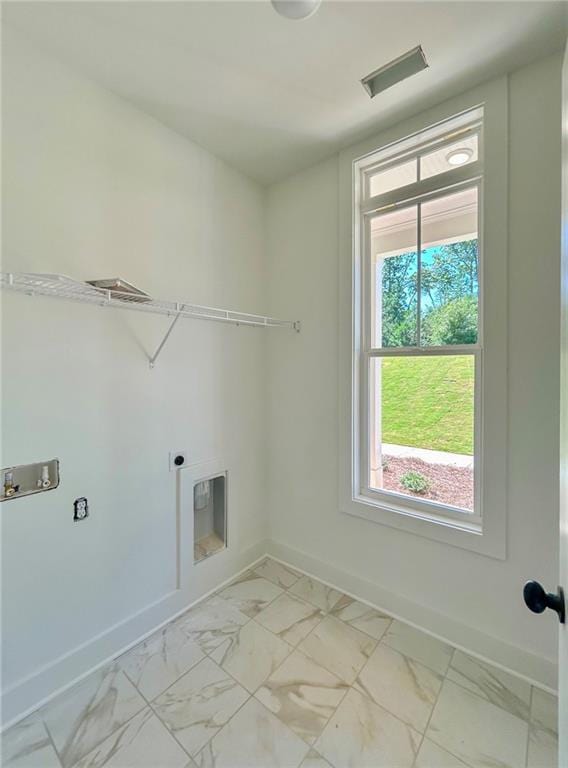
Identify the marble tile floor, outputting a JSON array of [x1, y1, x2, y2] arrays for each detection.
[[2, 558, 559, 768]]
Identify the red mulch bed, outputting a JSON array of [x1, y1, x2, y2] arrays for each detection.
[[381, 455, 473, 511]]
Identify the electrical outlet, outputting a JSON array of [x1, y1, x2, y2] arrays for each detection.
[[169, 451, 187, 471], [74, 497, 89, 521]]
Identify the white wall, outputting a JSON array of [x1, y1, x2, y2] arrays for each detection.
[[1, 24, 562, 725], [266, 54, 561, 686], [1, 28, 269, 723]]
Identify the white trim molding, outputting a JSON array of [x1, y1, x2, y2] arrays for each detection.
[[1, 540, 268, 730], [2, 541, 557, 733], [265, 539, 558, 693], [338, 76, 508, 559]]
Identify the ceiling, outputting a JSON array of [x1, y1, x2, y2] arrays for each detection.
[[4, 1, 567, 185]]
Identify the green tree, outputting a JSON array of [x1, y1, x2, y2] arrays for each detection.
[[380, 239, 478, 347], [421, 295, 478, 345], [421, 240, 478, 310], [380, 252, 417, 346]]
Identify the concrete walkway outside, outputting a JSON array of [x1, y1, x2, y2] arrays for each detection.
[[382, 443, 474, 469]]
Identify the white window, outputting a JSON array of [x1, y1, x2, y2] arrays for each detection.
[[353, 108, 483, 529]]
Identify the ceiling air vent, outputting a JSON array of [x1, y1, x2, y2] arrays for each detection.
[[361, 45, 428, 99]]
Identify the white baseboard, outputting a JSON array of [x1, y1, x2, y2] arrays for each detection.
[[2, 535, 557, 730], [1, 539, 268, 730], [266, 539, 558, 694]]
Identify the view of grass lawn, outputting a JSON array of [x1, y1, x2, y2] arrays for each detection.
[[381, 355, 474, 455]]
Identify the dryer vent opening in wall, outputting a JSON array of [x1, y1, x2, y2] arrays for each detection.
[[194, 474, 227, 563]]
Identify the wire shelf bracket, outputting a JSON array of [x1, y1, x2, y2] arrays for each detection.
[[1, 272, 301, 368], [149, 312, 182, 369]]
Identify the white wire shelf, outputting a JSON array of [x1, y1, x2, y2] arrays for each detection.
[[1, 272, 300, 367]]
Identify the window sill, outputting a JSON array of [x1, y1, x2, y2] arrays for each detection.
[[357, 489, 482, 532], [341, 491, 505, 560]]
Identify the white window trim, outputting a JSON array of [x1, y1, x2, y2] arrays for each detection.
[[338, 77, 508, 559], [357, 120, 483, 527]]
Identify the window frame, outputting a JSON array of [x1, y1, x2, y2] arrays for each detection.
[[338, 79, 508, 559], [356, 126, 483, 527]]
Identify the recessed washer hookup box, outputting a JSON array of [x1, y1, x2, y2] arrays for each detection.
[[1, 458, 60, 502]]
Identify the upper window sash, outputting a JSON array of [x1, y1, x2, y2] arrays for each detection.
[[362, 176, 482, 354]]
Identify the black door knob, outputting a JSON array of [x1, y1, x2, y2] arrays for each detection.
[[523, 581, 565, 624]]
